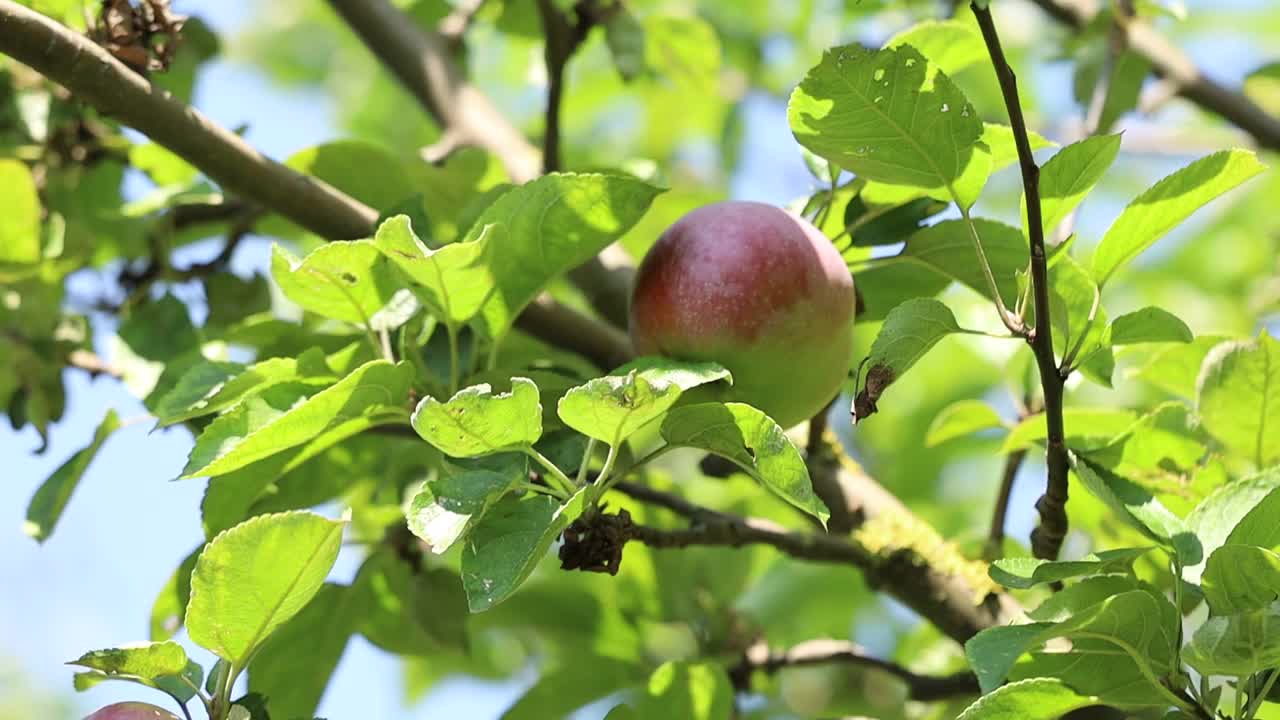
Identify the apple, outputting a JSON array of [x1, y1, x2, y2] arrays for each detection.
[[630, 200, 855, 428], [84, 702, 180, 720]]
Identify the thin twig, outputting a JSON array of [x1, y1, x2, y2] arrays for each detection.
[[729, 638, 979, 701], [972, 3, 1071, 562], [986, 449, 1026, 561], [536, 0, 592, 174], [1026, 0, 1280, 152]]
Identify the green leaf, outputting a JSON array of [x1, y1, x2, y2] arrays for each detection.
[[1028, 134, 1122, 239], [1027, 574, 1145, 623], [412, 377, 543, 457], [460, 489, 586, 611], [1001, 407, 1138, 453], [965, 623, 1056, 692], [353, 550, 469, 655], [0, 158, 41, 263], [1196, 333, 1280, 467], [181, 360, 410, 478], [853, 297, 963, 422], [463, 173, 662, 337], [1185, 466, 1280, 584], [1201, 545, 1280, 615], [502, 659, 642, 720], [371, 215, 501, 326], [603, 7, 645, 81], [989, 547, 1151, 589], [1183, 601, 1280, 676], [154, 350, 336, 427], [407, 453, 529, 553], [1073, 455, 1201, 564], [1110, 307, 1193, 345], [981, 122, 1056, 172], [248, 583, 359, 719], [1049, 255, 1108, 379], [660, 402, 829, 524], [926, 399, 1005, 447], [186, 511, 345, 667], [789, 44, 983, 198], [150, 546, 200, 641], [643, 14, 720, 93], [1092, 150, 1266, 285], [900, 219, 1027, 308], [270, 241, 406, 327], [956, 678, 1099, 720], [284, 139, 413, 211], [67, 641, 190, 694], [23, 409, 121, 542], [884, 20, 985, 77], [558, 358, 731, 446], [1225, 483, 1280, 551], [1136, 335, 1230, 398], [634, 661, 733, 720], [1096, 50, 1151, 133]]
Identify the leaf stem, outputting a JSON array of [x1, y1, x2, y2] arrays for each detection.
[[525, 447, 578, 497], [1059, 279, 1102, 372], [959, 205, 1023, 335], [445, 321, 461, 395], [586, 442, 622, 509], [519, 480, 569, 500], [972, 1, 1071, 561], [576, 437, 598, 487]]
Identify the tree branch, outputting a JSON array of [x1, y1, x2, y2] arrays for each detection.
[[324, 0, 636, 329], [0, 1, 378, 241], [1026, 0, 1280, 152], [729, 638, 979, 701], [514, 295, 632, 370], [986, 448, 1026, 560], [972, 3, 1070, 562], [615, 477, 1020, 645]]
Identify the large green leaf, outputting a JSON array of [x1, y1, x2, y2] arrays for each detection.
[[372, 215, 501, 326], [1196, 333, 1280, 466], [1185, 467, 1280, 584], [463, 173, 661, 337], [271, 241, 407, 327], [248, 583, 360, 719], [23, 409, 121, 542], [1201, 545, 1280, 615], [1073, 455, 1200, 564], [1092, 150, 1265, 285], [956, 678, 1099, 720], [460, 490, 587, 611], [558, 358, 730, 446], [789, 44, 983, 199], [900, 219, 1026, 307], [186, 511, 345, 667], [853, 298, 963, 422], [412, 378, 543, 457], [660, 403, 829, 523], [180, 360, 411, 478], [1028, 134, 1122, 239], [884, 20, 985, 77], [989, 547, 1151, 589], [1183, 601, 1280, 676], [154, 349, 335, 427]]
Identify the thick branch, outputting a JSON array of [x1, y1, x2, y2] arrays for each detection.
[[323, 0, 540, 183], [515, 295, 632, 370], [1027, 0, 1280, 152], [973, 4, 1070, 561], [730, 639, 979, 701], [615, 478, 1020, 645], [0, 1, 377, 240]]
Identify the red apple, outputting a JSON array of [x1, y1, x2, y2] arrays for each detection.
[[630, 201, 855, 428], [84, 702, 180, 720]]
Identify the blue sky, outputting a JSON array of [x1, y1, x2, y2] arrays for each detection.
[[1, 0, 1271, 717]]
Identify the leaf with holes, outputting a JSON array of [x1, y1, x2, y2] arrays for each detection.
[[271, 241, 406, 327], [790, 44, 983, 200], [412, 378, 543, 457], [372, 214, 500, 326]]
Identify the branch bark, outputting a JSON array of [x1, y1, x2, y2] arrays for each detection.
[[729, 638, 979, 701], [1026, 0, 1280, 152], [973, 3, 1071, 562], [0, 0, 377, 241]]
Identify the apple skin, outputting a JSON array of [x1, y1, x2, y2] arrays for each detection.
[[630, 200, 855, 428], [84, 702, 181, 720]]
